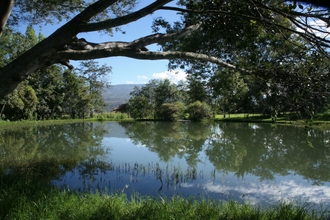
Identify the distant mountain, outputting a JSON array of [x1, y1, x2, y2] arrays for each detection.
[[102, 84, 143, 111]]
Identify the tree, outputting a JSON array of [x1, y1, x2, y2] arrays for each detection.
[[76, 60, 111, 117], [62, 70, 92, 119], [209, 70, 247, 117], [154, 79, 183, 117], [186, 75, 209, 103], [1, 82, 38, 120], [0, 0, 329, 101], [128, 79, 184, 119], [28, 65, 66, 120], [128, 96, 153, 119], [0, 26, 41, 120]]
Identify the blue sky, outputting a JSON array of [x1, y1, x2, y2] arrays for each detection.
[[35, 1, 187, 85]]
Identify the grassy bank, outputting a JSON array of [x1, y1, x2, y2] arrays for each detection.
[[2, 112, 330, 132], [0, 117, 133, 130], [214, 113, 330, 128], [1, 185, 327, 220]]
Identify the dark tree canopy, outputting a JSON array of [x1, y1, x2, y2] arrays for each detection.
[[0, 0, 329, 101]]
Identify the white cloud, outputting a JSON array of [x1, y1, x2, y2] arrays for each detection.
[[152, 70, 187, 83], [137, 75, 149, 79], [126, 81, 134, 84]]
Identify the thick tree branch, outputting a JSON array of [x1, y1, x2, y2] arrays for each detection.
[[0, 0, 14, 36], [57, 48, 251, 74], [129, 23, 202, 48], [0, 0, 120, 98], [0, 0, 176, 99], [78, 0, 172, 33], [73, 0, 118, 24]]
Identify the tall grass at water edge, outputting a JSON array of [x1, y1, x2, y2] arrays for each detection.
[[1, 180, 328, 220]]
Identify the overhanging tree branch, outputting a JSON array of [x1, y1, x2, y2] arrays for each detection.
[[0, 0, 173, 99], [0, 0, 329, 101], [129, 23, 202, 48], [78, 0, 172, 32], [58, 49, 251, 74]]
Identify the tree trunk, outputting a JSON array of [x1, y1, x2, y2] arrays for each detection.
[[0, 101, 6, 119]]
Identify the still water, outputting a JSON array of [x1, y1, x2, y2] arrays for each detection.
[[1, 121, 330, 208]]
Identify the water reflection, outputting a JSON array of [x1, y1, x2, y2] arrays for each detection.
[[120, 122, 330, 184], [0, 122, 109, 185], [1, 121, 330, 207]]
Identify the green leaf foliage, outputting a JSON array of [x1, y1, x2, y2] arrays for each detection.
[[159, 102, 185, 121], [187, 101, 212, 121]]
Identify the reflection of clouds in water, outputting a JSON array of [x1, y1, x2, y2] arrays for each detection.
[[126, 139, 146, 148], [180, 183, 194, 188], [202, 180, 330, 205]]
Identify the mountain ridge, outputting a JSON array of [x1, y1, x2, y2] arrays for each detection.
[[102, 84, 143, 111]]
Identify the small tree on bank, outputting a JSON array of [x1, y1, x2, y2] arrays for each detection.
[[159, 102, 185, 121], [187, 101, 212, 121], [128, 96, 153, 119]]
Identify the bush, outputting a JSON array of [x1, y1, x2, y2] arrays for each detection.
[[187, 101, 212, 121], [96, 112, 129, 121], [159, 102, 185, 121]]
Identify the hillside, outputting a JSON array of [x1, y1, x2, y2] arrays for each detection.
[[102, 84, 143, 111]]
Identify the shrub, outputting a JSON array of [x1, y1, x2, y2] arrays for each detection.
[[187, 101, 212, 121], [159, 102, 185, 121]]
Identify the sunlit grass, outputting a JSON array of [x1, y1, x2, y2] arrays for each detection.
[[1, 160, 327, 219], [0, 113, 135, 130], [0, 118, 86, 130], [214, 113, 277, 123], [1, 185, 327, 220], [213, 113, 330, 126], [214, 113, 263, 119]]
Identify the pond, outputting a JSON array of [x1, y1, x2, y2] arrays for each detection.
[[1, 121, 330, 209]]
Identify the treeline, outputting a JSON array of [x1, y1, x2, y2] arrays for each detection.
[[128, 69, 330, 121], [0, 27, 111, 121], [127, 79, 212, 121]]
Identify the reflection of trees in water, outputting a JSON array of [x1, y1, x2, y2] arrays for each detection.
[[206, 123, 330, 183], [2, 121, 330, 190], [120, 121, 330, 184], [0, 122, 109, 186], [119, 121, 211, 166]]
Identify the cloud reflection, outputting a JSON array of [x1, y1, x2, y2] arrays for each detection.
[[202, 180, 330, 205]]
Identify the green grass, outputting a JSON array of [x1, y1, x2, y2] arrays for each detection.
[[2, 111, 330, 131], [0, 115, 133, 130], [1, 192, 327, 220], [213, 113, 330, 128], [0, 119, 89, 130], [214, 113, 285, 123], [0, 180, 328, 220]]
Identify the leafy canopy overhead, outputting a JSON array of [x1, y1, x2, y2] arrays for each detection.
[[0, 0, 329, 100]]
